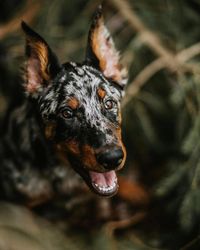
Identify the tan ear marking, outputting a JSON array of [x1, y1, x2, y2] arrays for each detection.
[[88, 8, 128, 87], [27, 40, 50, 81], [22, 22, 60, 95]]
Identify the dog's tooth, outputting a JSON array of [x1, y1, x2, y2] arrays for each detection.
[[106, 186, 110, 191], [93, 182, 117, 193]]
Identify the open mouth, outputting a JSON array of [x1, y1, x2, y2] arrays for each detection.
[[89, 170, 118, 196], [70, 160, 118, 196]]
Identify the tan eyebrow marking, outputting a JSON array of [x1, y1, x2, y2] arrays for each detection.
[[97, 87, 106, 99], [67, 97, 79, 110]]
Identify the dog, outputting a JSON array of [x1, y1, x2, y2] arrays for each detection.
[[0, 6, 128, 205]]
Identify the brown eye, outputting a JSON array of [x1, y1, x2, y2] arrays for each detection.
[[104, 99, 116, 110], [61, 108, 73, 119]]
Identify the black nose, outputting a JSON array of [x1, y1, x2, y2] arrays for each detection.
[[97, 148, 124, 170]]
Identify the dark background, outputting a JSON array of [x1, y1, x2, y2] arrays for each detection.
[[1, 0, 200, 249]]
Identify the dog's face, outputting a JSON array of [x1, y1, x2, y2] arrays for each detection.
[[22, 6, 128, 196]]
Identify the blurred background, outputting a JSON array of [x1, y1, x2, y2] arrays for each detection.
[[1, 0, 200, 249]]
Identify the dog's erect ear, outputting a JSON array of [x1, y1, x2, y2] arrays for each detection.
[[86, 5, 128, 89], [21, 21, 60, 95]]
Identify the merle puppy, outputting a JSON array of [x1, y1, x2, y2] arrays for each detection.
[[0, 6, 128, 205]]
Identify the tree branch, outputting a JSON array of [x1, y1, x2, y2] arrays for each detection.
[[122, 58, 165, 107], [104, 211, 146, 236], [109, 0, 175, 65], [0, 0, 40, 40], [122, 42, 200, 108]]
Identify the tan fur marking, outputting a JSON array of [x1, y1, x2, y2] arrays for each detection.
[[91, 16, 127, 85], [28, 39, 49, 81], [67, 140, 80, 155], [67, 97, 79, 110], [82, 145, 99, 171], [56, 142, 102, 171], [118, 110, 122, 124], [92, 17, 107, 72], [45, 123, 56, 140], [97, 87, 106, 99], [55, 140, 80, 165], [57, 140, 80, 156]]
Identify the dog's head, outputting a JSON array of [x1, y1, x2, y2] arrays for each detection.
[[22, 6, 128, 196]]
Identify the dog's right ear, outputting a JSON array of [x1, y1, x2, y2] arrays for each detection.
[[21, 21, 60, 96]]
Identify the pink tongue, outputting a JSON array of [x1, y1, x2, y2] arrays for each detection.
[[89, 170, 117, 187]]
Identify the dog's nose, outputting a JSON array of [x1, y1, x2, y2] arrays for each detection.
[[97, 148, 124, 170]]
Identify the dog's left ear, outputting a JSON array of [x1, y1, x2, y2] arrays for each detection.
[[86, 5, 128, 89], [21, 21, 60, 95]]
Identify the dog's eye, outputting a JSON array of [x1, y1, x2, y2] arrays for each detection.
[[104, 99, 117, 110], [61, 108, 73, 119]]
